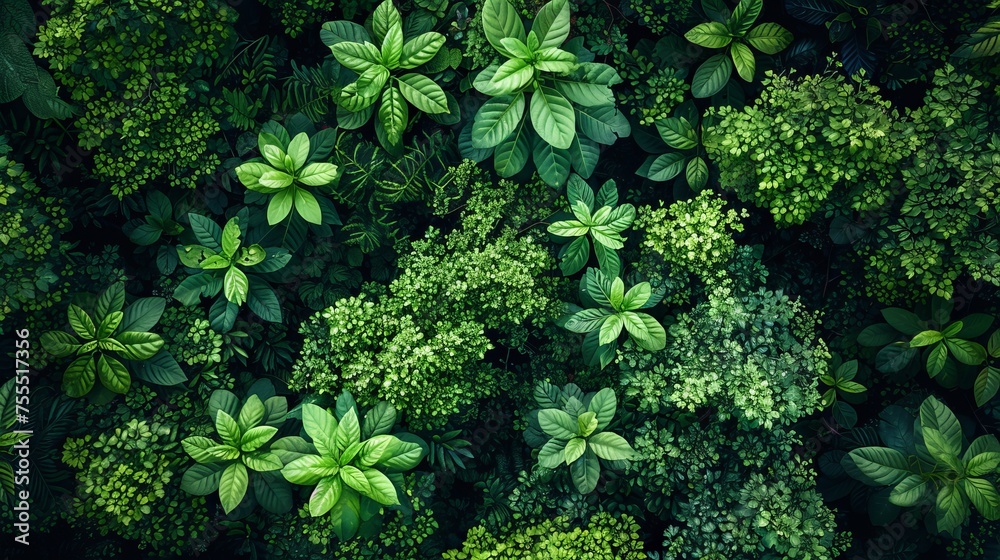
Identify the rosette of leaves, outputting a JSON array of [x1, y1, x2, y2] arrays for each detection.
[[636, 102, 710, 191], [561, 268, 666, 369], [468, 0, 630, 186], [844, 396, 1000, 536], [0, 378, 29, 505], [524, 382, 636, 494], [235, 122, 339, 226], [174, 213, 291, 331], [124, 191, 184, 246], [322, 0, 451, 150], [180, 385, 291, 515], [547, 175, 633, 277], [278, 391, 428, 541], [819, 357, 867, 429], [684, 0, 792, 97], [859, 301, 994, 401], [40, 283, 186, 398]]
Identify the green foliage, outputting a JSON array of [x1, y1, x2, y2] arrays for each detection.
[[620, 253, 826, 428], [619, 0, 691, 35], [40, 283, 186, 398], [0, 0, 74, 119], [124, 191, 185, 247], [819, 357, 867, 429], [547, 175, 634, 277], [524, 382, 636, 493], [323, 0, 451, 149], [174, 213, 291, 329], [845, 396, 1000, 535], [0, 136, 73, 331], [634, 190, 748, 282], [468, 0, 629, 186], [636, 103, 711, 189], [684, 0, 793, 97], [563, 268, 667, 369], [278, 392, 427, 540], [443, 512, 647, 559], [34, 0, 236, 197], [180, 385, 290, 515], [291, 224, 561, 428], [63, 414, 212, 556], [235, 122, 339, 225], [611, 38, 689, 128], [703, 64, 917, 225], [861, 65, 1000, 302]]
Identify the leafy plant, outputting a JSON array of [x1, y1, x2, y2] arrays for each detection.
[[426, 429, 474, 473], [562, 268, 666, 369], [180, 385, 291, 515], [323, 0, 451, 149], [785, 0, 905, 75], [636, 103, 710, 190], [235, 122, 340, 225], [278, 392, 428, 540], [0, 0, 74, 119], [546, 175, 634, 277], [40, 283, 185, 397], [845, 396, 1000, 535], [524, 382, 636, 494], [859, 301, 995, 401], [684, 0, 793, 97], [819, 357, 867, 429], [468, 0, 630, 186], [174, 213, 291, 331]]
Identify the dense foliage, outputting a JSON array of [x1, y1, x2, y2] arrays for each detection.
[[3, 0, 1000, 558]]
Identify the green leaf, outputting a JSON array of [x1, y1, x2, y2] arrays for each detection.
[[482, 0, 526, 57], [188, 214, 222, 250], [936, 484, 969, 534], [62, 356, 96, 398], [294, 188, 323, 225], [976, 367, 1000, 407], [247, 277, 283, 323], [558, 236, 590, 276], [253, 471, 293, 514], [967, 452, 1000, 477], [962, 478, 1000, 520], [238, 395, 267, 433], [297, 163, 339, 187], [587, 388, 617, 431], [848, 447, 912, 485], [309, 476, 344, 519], [691, 53, 733, 98], [882, 308, 925, 336], [593, 241, 621, 278], [730, 41, 756, 81], [336, 407, 362, 455], [362, 469, 400, 505], [549, 219, 589, 237], [859, 323, 901, 347], [379, 86, 408, 147], [919, 397, 963, 460], [889, 474, 928, 507], [539, 409, 579, 439], [685, 22, 732, 49], [68, 305, 96, 340], [182, 437, 225, 464], [379, 437, 426, 471], [576, 105, 630, 145], [96, 311, 124, 340], [472, 93, 525, 149], [727, 0, 763, 36], [569, 448, 600, 493], [216, 410, 242, 447], [910, 330, 944, 347], [533, 47, 577, 73], [945, 339, 987, 366], [97, 354, 130, 394], [331, 41, 383, 73], [219, 462, 249, 514], [372, 0, 403, 43], [564, 437, 586, 464], [490, 57, 535, 93], [655, 117, 697, 150], [399, 32, 446, 69], [587, 432, 635, 461], [644, 152, 687, 182], [181, 463, 224, 495], [926, 343, 948, 378], [286, 133, 311, 172], [115, 331, 164, 361], [686, 157, 709, 191], [209, 390, 241, 425], [95, 283, 126, 322], [42, 331, 81, 358], [339, 465, 371, 496], [565, 307, 613, 333], [577, 411, 598, 437], [568, 135, 599, 178], [532, 0, 571, 49], [620, 283, 651, 311], [303, 404, 339, 458], [381, 22, 404, 68], [745, 22, 793, 54], [223, 267, 250, 306], [282, 455, 340, 485], [532, 141, 572, 187], [362, 402, 398, 439], [538, 438, 567, 468], [397, 73, 450, 114], [598, 314, 624, 345], [493, 115, 531, 177], [220, 218, 242, 259], [530, 87, 576, 150]]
